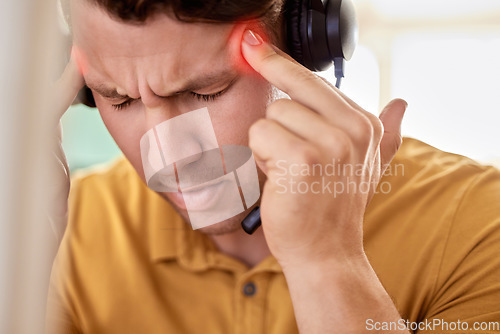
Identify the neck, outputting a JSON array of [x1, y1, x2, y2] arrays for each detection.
[[208, 226, 271, 268]]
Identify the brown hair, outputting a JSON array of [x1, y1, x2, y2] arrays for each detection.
[[87, 0, 283, 25], [62, 0, 285, 44]]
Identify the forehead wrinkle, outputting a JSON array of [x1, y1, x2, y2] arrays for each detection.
[[139, 66, 238, 99], [87, 68, 238, 101], [85, 34, 236, 100]]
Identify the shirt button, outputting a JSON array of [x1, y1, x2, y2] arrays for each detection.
[[242, 282, 257, 297]]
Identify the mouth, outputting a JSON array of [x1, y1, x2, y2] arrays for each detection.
[[167, 179, 230, 212]]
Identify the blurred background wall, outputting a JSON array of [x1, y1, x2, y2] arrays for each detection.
[[0, 0, 64, 333], [62, 106, 121, 170], [62, 0, 500, 171]]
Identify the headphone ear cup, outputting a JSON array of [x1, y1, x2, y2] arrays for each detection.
[[284, 0, 340, 71], [284, 0, 358, 72], [325, 0, 358, 61], [284, 0, 308, 68]]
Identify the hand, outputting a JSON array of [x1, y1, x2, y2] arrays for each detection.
[[48, 53, 84, 243], [241, 30, 407, 268]]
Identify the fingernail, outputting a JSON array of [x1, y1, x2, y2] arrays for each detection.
[[243, 30, 263, 46]]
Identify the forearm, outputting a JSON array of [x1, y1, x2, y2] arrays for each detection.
[[282, 253, 410, 334]]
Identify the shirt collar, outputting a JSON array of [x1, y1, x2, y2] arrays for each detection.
[[148, 193, 223, 271], [147, 190, 282, 273]]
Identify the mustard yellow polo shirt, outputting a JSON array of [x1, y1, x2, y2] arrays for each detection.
[[46, 138, 500, 334]]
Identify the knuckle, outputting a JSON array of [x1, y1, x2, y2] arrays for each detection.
[[363, 111, 384, 140], [373, 118, 384, 141], [292, 144, 320, 166], [328, 131, 352, 158], [352, 115, 374, 147], [248, 119, 269, 141], [364, 111, 379, 126]]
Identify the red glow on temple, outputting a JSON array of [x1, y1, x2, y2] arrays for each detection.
[[71, 46, 88, 76], [227, 22, 270, 77]]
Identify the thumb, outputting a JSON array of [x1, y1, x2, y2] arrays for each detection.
[[379, 98, 407, 168]]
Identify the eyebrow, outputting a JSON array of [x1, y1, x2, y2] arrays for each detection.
[[86, 70, 237, 100]]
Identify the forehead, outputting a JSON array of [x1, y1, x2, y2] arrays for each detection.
[[70, 0, 238, 94]]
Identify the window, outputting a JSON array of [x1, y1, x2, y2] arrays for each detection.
[[392, 33, 500, 161]]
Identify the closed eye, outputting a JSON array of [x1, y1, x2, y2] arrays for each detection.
[[111, 78, 236, 110], [112, 100, 133, 110], [190, 77, 237, 102], [190, 90, 225, 102], [112, 91, 223, 110]]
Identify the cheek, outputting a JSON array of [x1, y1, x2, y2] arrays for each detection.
[[211, 77, 270, 147]]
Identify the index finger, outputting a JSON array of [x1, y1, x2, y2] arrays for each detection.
[[240, 30, 354, 121]]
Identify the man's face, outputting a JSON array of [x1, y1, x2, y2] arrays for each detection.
[[71, 0, 272, 234]]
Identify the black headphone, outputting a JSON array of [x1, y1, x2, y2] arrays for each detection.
[[284, 0, 357, 72], [76, 0, 358, 108]]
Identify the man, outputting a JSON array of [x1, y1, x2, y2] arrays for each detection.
[[47, 0, 500, 333]]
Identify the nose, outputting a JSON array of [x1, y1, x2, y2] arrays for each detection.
[[142, 95, 181, 131], [175, 147, 226, 190], [141, 106, 221, 190], [153, 107, 218, 166]]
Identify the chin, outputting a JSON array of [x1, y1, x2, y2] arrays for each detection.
[[160, 192, 251, 235]]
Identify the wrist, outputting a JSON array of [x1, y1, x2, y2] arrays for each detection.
[[277, 239, 367, 274], [279, 249, 371, 282], [281, 251, 407, 334]]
